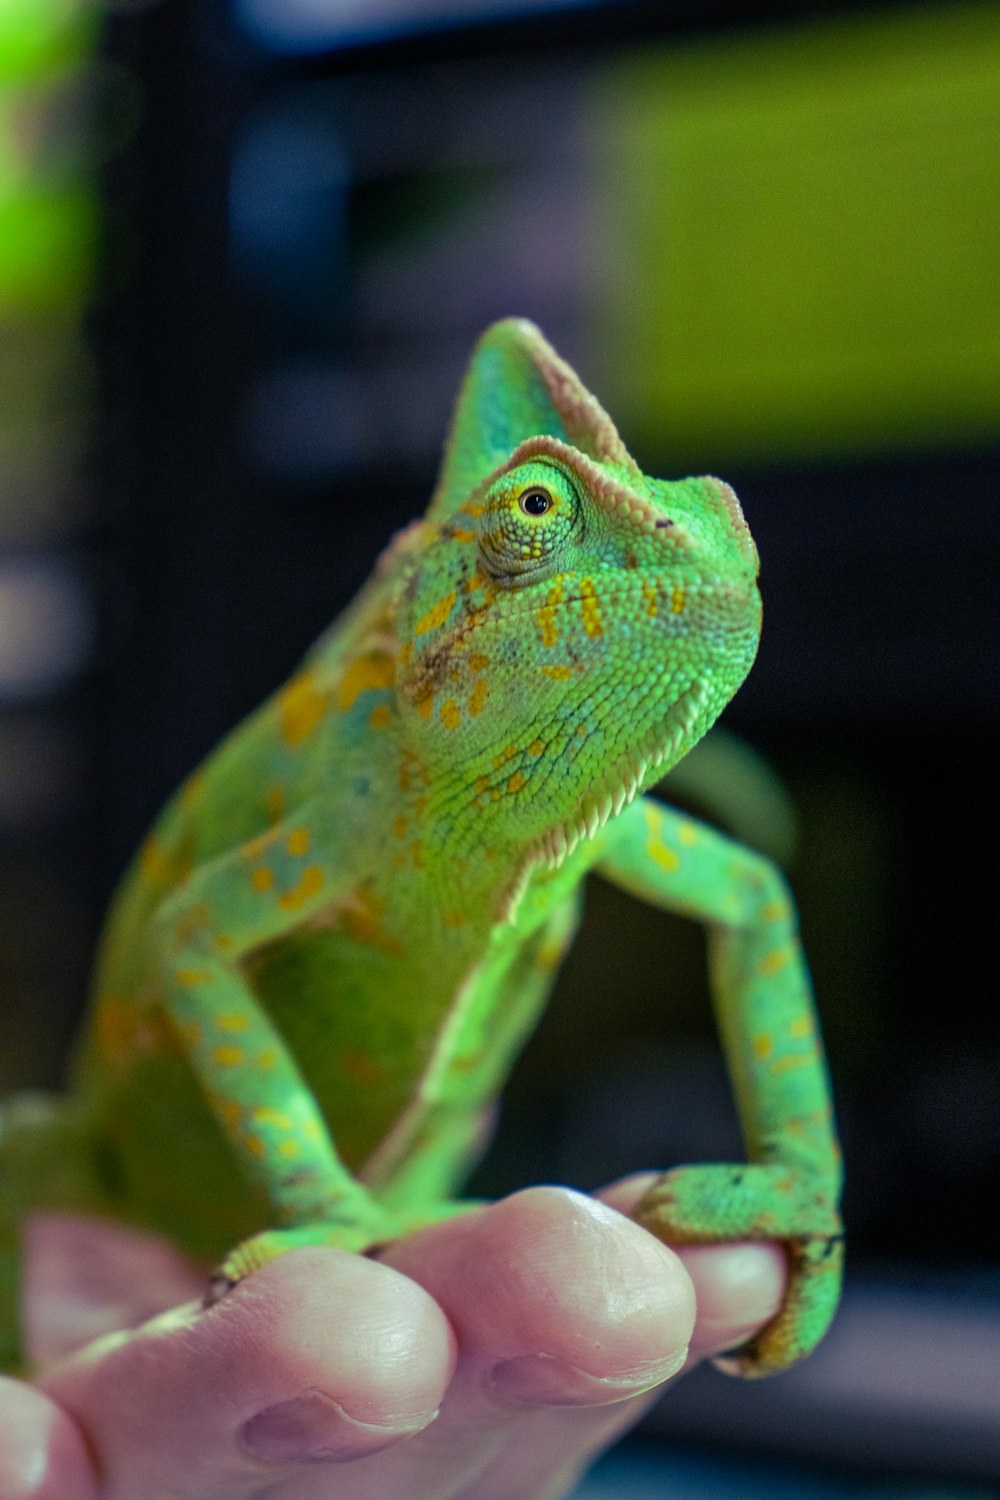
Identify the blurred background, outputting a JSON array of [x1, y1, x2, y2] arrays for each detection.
[[0, 0, 997, 1493]]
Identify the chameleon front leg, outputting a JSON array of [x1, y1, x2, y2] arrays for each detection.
[[595, 796, 843, 1378], [151, 803, 399, 1285]]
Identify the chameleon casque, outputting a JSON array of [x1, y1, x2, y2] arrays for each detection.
[[0, 318, 842, 1380]]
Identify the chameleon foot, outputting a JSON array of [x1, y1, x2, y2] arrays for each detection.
[[635, 1162, 842, 1377]]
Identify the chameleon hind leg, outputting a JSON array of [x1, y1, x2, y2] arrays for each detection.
[[0, 1092, 111, 1373], [596, 796, 843, 1379]]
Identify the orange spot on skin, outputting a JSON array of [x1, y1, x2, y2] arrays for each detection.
[[507, 771, 526, 794], [415, 692, 434, 721], [278, 864, 325, 911], [369, 703, 391, 729], [393, 814, 408, 839], [528, 738, 544, 756], [468, 678, 488, 716], [180, 771, 205, 809], [265, 785, 286, 821], [451, 528, 476, 542], [441, 699, 461, 730], [246, 1134, 266, 1157], [541, 665, 572, 681], [252, 866, 274, 893], [399, 641, 413, 665], [339, 653, 396, 712], [475, 776, 489, 795], [279, 669, 327, 747], [469, 653, 490, 672], [257, 1048, 278, 1070], [415, 590, 457, 635], [287, 828, 310, 857]]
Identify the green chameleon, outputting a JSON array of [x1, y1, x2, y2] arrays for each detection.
[[0, 318, 842, 1380]]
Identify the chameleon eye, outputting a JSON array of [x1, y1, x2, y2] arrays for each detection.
[[518, 488, 552, 517]]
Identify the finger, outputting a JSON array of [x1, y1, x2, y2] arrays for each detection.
[[597, 1173, 787, 1359], [0, 1377, 97, 1500], [371, 1186, 696, 1498], [37, 1247, 453, 1500]]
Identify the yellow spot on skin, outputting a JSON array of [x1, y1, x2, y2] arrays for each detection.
[[217, 1013, 249, 1033], [754, 1034, 774, 1060], [287, 828, 310, 857], [369, 703, 391, 729], [339, 652, 396, 711], [393, 814, 408, 839], [790, 1015, 813, 1038], [278, 1138, 301, 1158], [452, 528, 476, 542], [528, 738, 544, 756], [253, 1107, 293, 1129], [252, 865, 274, 893], [265, 785, 286, 821], [441, 699, 461, 730], [215, 933, 234, 951], [644, 806, 680, 872], [508, 771, 526, 794], [759, 946, 792, 976], [762, 899, 789, 922], [399, 641, 413, 664], [279, 864, 325, 911], [489, 788, 501, 801], [678, 820, 698, 846], [139, 836, 170, 886], [504, 744, 517, 761], [468, 678, 488, 716], [579, 577, 603, 637], [541, 665, 572, 681], [475, 775, 489, 795], [176, 967, 215, 987], [772, 1052, 814, 1075], [257, 1048, 278, 1069], [443, 909, 467, 927], [213, 1044, 244, 1067], [537, 603, 558, 647], [279, 669, 327, 747], [469, 653, 490, 672], [642, 580, 658, 618], [415, 589, 457, 635], [671, 587, 686, 614], [415, 692, 434, 721]]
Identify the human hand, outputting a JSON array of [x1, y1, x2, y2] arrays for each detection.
[[0, 1178, 786, 1500]]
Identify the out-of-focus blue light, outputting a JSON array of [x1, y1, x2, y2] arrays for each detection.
[[234, 0, 608, 55]]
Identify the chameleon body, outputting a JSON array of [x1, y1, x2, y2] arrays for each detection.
[[0, 320, 842, 1377]]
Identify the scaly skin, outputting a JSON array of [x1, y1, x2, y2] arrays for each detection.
[[0, 319, 842, 1377]]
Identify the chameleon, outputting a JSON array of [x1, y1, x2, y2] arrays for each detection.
[[0, 317, 842, 1380]]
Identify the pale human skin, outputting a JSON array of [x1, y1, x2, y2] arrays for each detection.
[[0, 1178, 784, 1500]]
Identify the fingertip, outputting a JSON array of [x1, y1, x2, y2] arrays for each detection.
[[0, 1378, 97, 1500], [676, 1241, 786, 1358]]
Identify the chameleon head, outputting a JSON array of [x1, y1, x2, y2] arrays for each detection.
[[394, 320, 762, 859]]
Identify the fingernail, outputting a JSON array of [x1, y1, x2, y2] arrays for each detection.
[[240, 1389, 438, 1463], [488, 1348, 688, 1407]]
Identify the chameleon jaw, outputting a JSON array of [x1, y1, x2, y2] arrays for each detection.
[[498, 682, 711, 923]]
